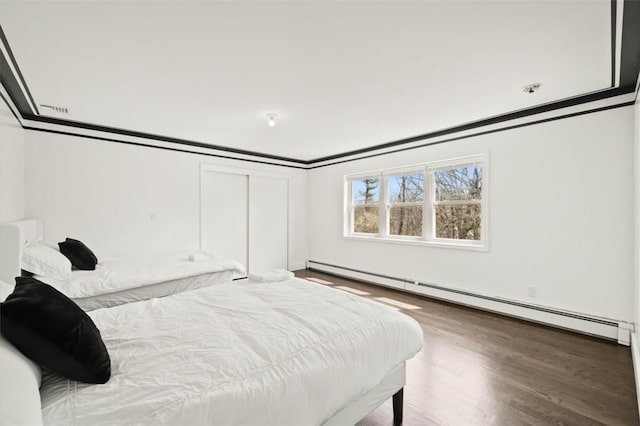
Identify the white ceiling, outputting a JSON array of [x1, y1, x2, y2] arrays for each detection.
[[1, 1, 612, 161]]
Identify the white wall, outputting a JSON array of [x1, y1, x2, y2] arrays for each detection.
[[13, 99, 637, 323], [0, 98, 25, 222], [634, 99, 640, 327], [632, 94, 640, 411], [24, 131, 308, 270], [308, 106, 635, 321]]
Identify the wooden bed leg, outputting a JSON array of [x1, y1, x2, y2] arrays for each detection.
[[392, 388, 403, 425]]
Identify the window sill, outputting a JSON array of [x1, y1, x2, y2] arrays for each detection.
[[343, 234, 489, 252]]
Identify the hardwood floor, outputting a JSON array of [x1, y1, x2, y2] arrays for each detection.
[[294, 269, 639, 426]]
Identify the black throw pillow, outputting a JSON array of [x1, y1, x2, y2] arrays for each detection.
[[58, 238, 98, 270], [0, 277, 111, 384]]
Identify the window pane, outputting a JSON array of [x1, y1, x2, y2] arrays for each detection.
[[434, 165, 482, 201], [435, 204, 481, 240], [390, 206, 423, 236], [353, 206, 379, 233], [352, 178, 380, 205], [389, 173, 424, 203]]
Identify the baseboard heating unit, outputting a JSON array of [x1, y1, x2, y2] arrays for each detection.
[[306, 260, 633, 345]]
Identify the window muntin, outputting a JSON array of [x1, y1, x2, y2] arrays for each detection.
[[345, 156, 486, 249], [432, 164, 482, 242]]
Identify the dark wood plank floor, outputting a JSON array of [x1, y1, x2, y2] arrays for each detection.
[[294, 269, 639, 426]]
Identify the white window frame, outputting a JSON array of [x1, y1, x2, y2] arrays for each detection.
[[347, 174, 383, 236], [344, 154, 488, 251]]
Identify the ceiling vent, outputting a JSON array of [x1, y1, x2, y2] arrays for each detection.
[[40, 104, 69, 114]]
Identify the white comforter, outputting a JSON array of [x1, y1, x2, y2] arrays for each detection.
[[40, 278, 423, 426], [36, 250, 245, 298]]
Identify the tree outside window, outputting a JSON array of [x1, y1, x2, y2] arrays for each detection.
[[433, 165, 482, 241], [351, 177, 380, 234], [388, 173, 424, 237]]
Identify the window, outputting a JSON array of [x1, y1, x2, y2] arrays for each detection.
[[350, 177, 381, 234], [344, 155, 486, 250], [432, 164, 483, 241], [388, 172, 424, 237]]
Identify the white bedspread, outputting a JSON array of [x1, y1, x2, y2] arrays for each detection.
[[40, 278, 423, 426], [36, 250, 245, 298]]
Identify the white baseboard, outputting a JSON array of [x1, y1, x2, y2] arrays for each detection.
[[307, 260, 631, 344], [632, 333, 640, 419]]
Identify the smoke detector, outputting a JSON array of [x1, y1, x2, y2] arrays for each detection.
[[522, 83, 542, 94], [40, 104, 69, 114]]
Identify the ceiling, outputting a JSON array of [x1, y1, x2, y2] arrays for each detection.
[[0, 1, 615, 161]]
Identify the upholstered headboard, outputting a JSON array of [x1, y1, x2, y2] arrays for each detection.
[[0, 219, 43, 284]]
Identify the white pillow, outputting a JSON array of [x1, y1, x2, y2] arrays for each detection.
[[22, 243, 72, 280]]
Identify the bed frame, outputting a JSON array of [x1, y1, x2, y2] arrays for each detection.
[[0, 219, 42, 284], [0, 219, 406, 425], [323, 362, 405, 425]]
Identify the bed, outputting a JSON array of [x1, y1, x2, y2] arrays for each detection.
[[0, 219, 246, 310], [34, 250, 245, 310], [2, 277, 423, 425]]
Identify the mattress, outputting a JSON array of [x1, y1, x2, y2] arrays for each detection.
[[40, 278, 423, 425], [35, 250, 245, 309], [71, 269, 236, 311]]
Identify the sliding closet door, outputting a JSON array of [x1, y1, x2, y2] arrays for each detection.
[[249, 176, 288, 274], [201, 170, 248, 271]]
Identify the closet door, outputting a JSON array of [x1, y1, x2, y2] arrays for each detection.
[[200, 170, 248, 271], [249, 175, 288, 274]]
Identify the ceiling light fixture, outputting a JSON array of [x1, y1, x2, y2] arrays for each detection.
[[522, 83, 542, 94], [266, 113, 277, 127]]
